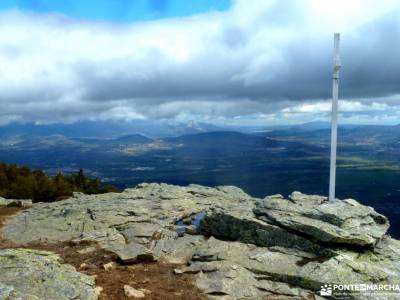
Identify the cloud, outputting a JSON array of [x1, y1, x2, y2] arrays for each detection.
[[0, 0, 400, 125]]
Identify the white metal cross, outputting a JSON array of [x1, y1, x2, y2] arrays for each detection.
[[329, 33, 341, 201]]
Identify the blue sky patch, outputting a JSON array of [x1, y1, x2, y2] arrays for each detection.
[[0, 0, 232, 21]]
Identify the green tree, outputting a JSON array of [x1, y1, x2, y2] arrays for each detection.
[[0, 162, 119, 202], [75, 169, 87, 191], [54, 173, 73, 200]]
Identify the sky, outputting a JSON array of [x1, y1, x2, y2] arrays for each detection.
[[0, 0, 231, 22], [0, 0, 400, 126]]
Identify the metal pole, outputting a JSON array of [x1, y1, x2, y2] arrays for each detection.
[[329, 33, 341, 201]]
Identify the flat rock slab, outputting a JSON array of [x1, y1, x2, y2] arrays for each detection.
[[189, 236, 400, 300], [0, 248, 97, 300], [255, 191, 389, 247], [1, 183, 252, 263]]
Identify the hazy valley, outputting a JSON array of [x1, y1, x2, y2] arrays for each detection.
[[1, 121, 399, 238]]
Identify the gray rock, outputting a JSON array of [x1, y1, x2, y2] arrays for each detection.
[[124, 285, 145, 298], [0, 197, 32, 208], [255, 191, 389, 247], [0, 197, 7, 206], [191, 238, 321, 299], [264, 194, 284, 200], [201, 209, 334, 257], [0, 248, 97, 300], [2, 183, 244, 263], [190, 237, 400, 299], [186, 224, 199, 235]]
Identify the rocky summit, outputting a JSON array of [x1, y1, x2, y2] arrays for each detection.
[[1, 183, 400, 299]]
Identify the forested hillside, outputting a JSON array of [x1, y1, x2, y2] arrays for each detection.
[[0, 163, 119, 202]]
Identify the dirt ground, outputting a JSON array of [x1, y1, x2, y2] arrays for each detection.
[[0, 207, 207, 300], [0, 207, 21, 228]]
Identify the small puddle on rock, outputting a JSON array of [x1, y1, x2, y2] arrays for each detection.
[[176, 211, 206, 236]]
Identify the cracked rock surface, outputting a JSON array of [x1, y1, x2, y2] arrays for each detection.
[[254, 191, 389, 247], [0, 248, 97, 300], [1, 183, 399, 299]]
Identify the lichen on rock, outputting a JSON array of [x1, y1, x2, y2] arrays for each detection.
[[254, 191, 389, 247], [0, 248, 97, 300]]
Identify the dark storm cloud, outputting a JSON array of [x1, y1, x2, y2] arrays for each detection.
[[75, 11, 399, 103], [341, 15, 400, 98], [76, 15, 400, 104]]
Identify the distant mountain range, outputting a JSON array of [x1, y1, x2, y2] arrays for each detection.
[[1, 121, 400, 155], [73, 134, 153, 146], [261, 122, 400, 150], [2, 119, 399, 140], [0, 120, 224, 139]]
